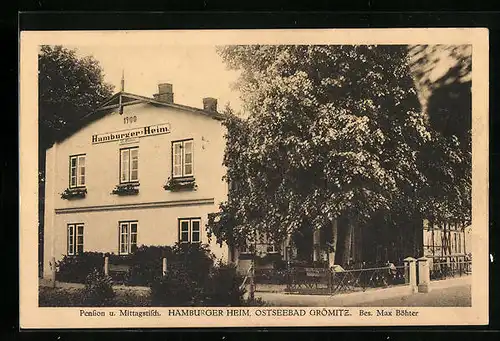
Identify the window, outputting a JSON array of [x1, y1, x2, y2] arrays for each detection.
[[69, 155, 86, 188], [240, 243, 254, 254], [241, 231, 277, 254], [120, 147, 139, 183], [266, 244, 277, 253], [172, 139, 194, 178], [67, 223, 84, 255], [178, 218, 201, 243], [259, 231, 278, 253], [119, 221, 138, 255]]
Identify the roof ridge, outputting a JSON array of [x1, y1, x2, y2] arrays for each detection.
[[97, 91, 224, 118]]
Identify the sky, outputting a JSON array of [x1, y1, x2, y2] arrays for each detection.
[[67, 43, 469, 118], [72, 45, 243, 113]]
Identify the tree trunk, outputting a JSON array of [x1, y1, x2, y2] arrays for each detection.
[[341, 217, 354, 266], [414, 215, 424, 258], [328, 219, 338, 268], [334, 215, 355, 267]]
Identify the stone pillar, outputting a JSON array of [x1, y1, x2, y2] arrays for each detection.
[[249, 260, 255, 301], [417, 256, 431, 293], [313, 229, 321, 262], [404, 257, 417, 293], [328, 219, 338, 268], [50, 256, 56, 288], [104, 256, 109, 276], [162, 257, 167, 276]]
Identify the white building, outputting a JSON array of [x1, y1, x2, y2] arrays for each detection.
[[42, 83, 230, 279]]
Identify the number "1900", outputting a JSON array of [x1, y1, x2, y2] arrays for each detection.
[[124, 116, 137, 124]]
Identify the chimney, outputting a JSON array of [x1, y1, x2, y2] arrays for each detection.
[[202, 97, 218, 112], [153, 83, 174, 104]]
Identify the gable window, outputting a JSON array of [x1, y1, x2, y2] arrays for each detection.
[[120, 147, 139, 183], [119, 221, 138, 255], [69, 155, 86, 188], [172, 139, 194, 178], [67, 223, 84, 255], [178, 218, 201, 243]]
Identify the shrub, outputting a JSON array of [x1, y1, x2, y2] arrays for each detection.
[[149, 243, 215, 306], [56, 252, 105, 283], [147, 243, 255, 306], [82, 268, 115, 306], [312, 260, 329, 268], [150, 268, 204, 306], [126, 245, 174, 286], [273, 258, 288, 270], [206, 262, 246, 306], [169, 243, 215, 285]]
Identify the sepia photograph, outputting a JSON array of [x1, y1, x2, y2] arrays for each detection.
[[19, 28, 489, 328]]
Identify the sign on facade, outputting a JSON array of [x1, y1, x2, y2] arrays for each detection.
[[91, 123, 171, 144]]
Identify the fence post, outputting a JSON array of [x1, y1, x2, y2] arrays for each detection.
[[162, 257, 167, 276], [404, 257, 417, 293], [249, 261, 255, 301], [417, 256, 431, 293], [104, 256, 109, 276], [328, 267, 332, 293], [50, 256, 56, 288]]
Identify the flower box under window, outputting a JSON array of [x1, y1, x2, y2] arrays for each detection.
[[61, 187, 87, 200], [163, 176, 197, 192], [111, 183, 140, 196]]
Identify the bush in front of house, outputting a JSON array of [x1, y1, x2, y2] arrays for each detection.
[[149, 243, 214, 306], [169, 243, 215, 286], [56, 252, 105, 283], [206, 262, 246, 306], [121, 244, 212, 287], [149, 243, 249, 306], [150, 267, 204, 306], [82, 268, 116, 306], [125, 245, 174, 286]]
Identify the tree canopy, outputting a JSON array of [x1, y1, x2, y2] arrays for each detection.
[[39, 45, 114, 150], [207, 45, 471, 254]]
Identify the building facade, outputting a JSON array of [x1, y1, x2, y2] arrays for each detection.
[[42, 84, 229, 279], [422, 220, 470, 258]]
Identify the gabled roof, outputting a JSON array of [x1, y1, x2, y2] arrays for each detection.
[[55, 91, 226, 143]]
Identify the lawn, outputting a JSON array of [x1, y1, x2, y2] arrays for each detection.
[[39, 285, 152, 307]]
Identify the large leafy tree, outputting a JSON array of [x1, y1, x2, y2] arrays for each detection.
[[208, 45, 470, 265], [38, 45, 114, 275], [39, 45, 114, 149], [411, 45, 472, 225]]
